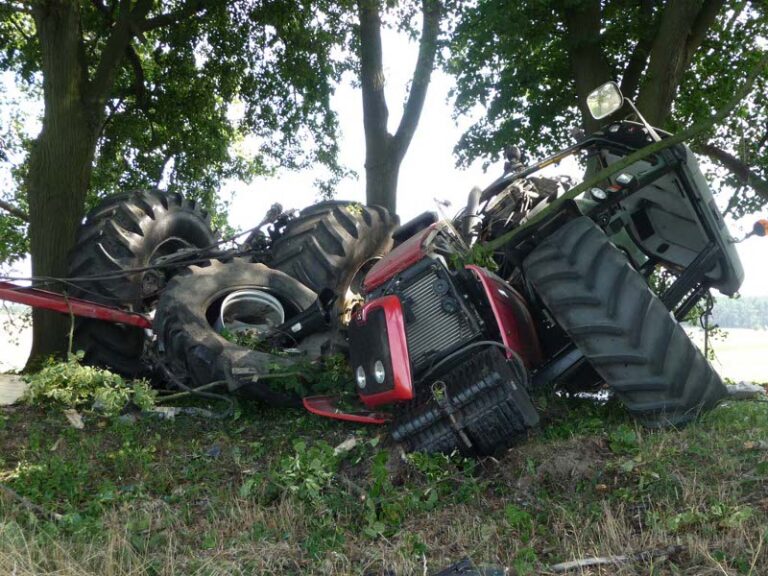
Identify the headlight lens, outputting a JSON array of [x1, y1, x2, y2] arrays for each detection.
[[590, 187, 607, 201], [355, 366, 367, 388], [373, 360, 386, 384]]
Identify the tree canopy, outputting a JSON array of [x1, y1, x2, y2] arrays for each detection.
[[0, 0, 353, 364], [448, 0, 768, 218], [0, 0, 349, 265]]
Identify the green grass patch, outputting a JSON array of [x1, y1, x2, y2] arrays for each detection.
[[2, 386, 768, 574]]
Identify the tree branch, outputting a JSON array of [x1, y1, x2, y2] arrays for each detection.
[[620, 0, 656, 100], [125, 45, 147, 108], [0, 199, 29, 222], [141, 0, 206, 31], [485, 52, 768, 252], [392, 0, 441, 162], [685, 0, 725, 63], [695, 142, 768, 202], [91, 0, 147, 109], [636, 0, 725, 125], [88, 0, 153, 108]]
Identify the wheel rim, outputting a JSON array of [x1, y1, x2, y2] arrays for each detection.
[[213, 289, 285, 336]]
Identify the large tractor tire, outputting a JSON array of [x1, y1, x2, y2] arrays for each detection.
[[67, 190, 216, 376], [269, 201, 397, 302], [523, 217, 726, 427], [153, 259, 318, 407]]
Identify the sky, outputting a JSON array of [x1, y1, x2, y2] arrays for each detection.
[[1, 28, 766, 297]]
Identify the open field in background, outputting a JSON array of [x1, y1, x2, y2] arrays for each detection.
[[686, 328, 768, 384]]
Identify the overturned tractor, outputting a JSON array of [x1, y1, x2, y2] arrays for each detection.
[[3, 81, 758, 456]]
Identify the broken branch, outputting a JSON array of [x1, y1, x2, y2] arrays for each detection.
[[548, 545, 684, 573]]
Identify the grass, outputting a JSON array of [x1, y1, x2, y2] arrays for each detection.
[[1, 391, 768, 575]]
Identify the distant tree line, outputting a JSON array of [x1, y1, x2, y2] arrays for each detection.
[[711, 297, 768, 330]]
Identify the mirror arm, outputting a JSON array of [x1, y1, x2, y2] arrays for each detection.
[[624, 98, 662, 143]]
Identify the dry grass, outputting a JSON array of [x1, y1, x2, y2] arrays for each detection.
[[2, 393, 768, 575]]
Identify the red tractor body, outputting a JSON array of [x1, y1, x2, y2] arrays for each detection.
[[346, 223, 542, 454]]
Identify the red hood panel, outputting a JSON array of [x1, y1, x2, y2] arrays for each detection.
[[363, 226, 435, 292]]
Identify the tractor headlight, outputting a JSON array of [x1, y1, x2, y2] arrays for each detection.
[[356, 366, 367, 389], [373, 360, 386, 384], [590, 187, 607, 201]]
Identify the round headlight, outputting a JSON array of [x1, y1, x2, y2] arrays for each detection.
[[590, 187, 607, 201], [373, 360, 386, 384], [355, 366, 367, 389]]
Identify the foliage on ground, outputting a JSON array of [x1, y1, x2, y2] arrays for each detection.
[[22, 354, 156, 417], [2, 385, 768, 575], [221, 327, 354, 398]]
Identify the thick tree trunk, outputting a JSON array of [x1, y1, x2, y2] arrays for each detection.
[[365, 153, 400, 211], [560, 0, 612, 133], [636, 0, 725, 125], [21, 0, 188, 369], [358, 0, 396, 213], [25, 1, 99, 369]]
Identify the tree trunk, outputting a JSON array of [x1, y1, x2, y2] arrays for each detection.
[[25, 1, 99, 369], [561, 0, 612, 133], [365, 152, 400, 212], [636, 0, 725, 125], [358, 0, 441, 216]]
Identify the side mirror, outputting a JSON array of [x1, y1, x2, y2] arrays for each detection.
[[586, 82, 624, 120]]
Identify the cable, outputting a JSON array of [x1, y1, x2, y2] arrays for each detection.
[[0, 254, 224, 286], [0, 207, 287, 289], [154, 361, 234, 420]]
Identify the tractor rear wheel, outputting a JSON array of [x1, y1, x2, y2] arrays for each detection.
[[269, 201, 397, 322], [153, 259, 318, 407], [67, 190, 216, 376], [523, 217, 726, 427]]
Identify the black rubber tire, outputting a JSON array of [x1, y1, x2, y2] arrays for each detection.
[[523, 217, 726, 427], [67, 190, 216, 376], [154, 259, 318, 407], [269, 201, 397, 295]]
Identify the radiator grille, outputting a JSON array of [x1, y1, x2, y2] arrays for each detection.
[[402, 269, 477, 372]]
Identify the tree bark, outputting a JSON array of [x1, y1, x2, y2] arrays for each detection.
[[358, 0, 393, 210], [560, 0, 612, 133], [20, 0, 204, 369], [636, 0, 725, 125], [25, 0, 100, 368], [358, 0, 440, 215]]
